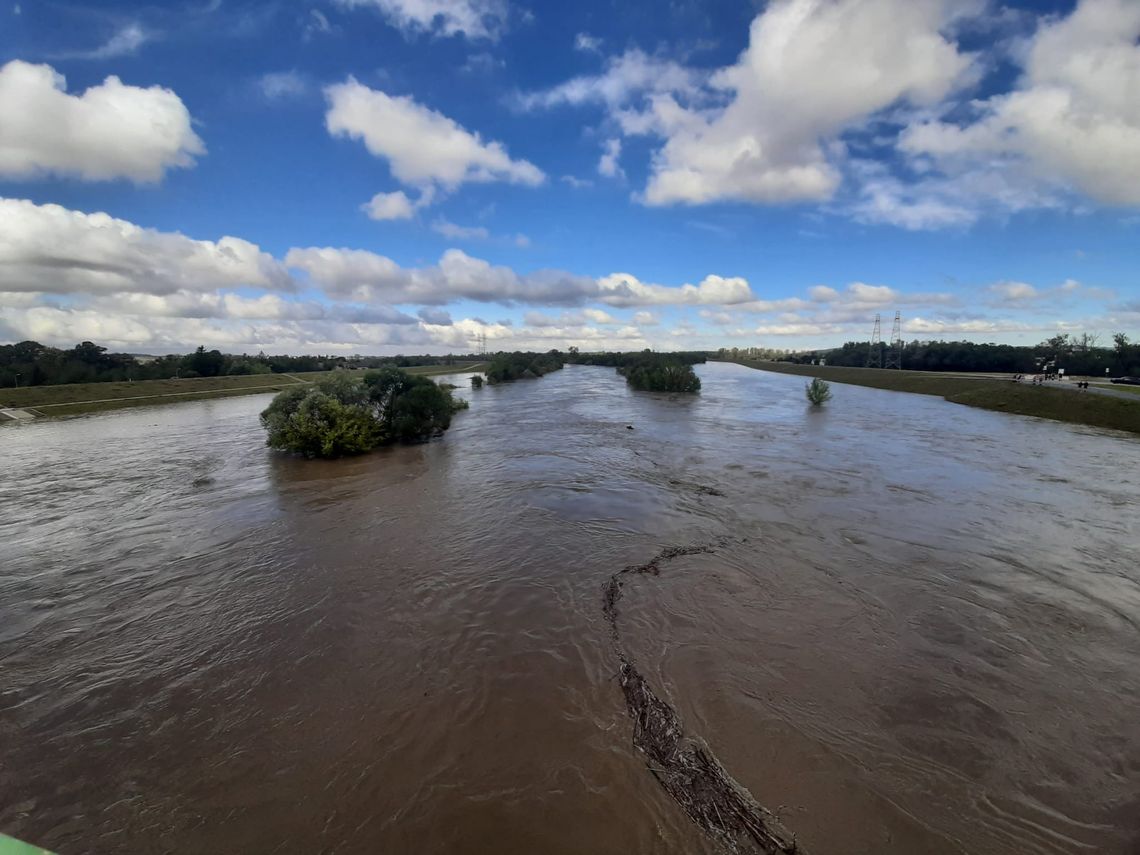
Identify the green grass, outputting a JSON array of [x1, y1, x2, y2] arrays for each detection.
[[1092, 382, 1140, 397], [0, 364, 484, 418], [726, 359, 1140, 435]]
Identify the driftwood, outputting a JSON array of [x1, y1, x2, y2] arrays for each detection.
[[604, 543, 803, 854]]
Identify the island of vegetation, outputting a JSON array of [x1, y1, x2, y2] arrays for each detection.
[[260, 368, 467, 458], [484, 351, 565, 383], [568, 350, 705, 393]]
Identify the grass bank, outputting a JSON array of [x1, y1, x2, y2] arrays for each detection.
[[724, 359, 1140, 436], [0, 364, 484, 418]]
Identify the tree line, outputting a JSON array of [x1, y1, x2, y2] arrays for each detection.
[[484, 351, 565, 384], [0, 340, 474, 388], [777, 334, 1140, 376]]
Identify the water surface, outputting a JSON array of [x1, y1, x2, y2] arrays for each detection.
[[2, 363, 1137, 854]]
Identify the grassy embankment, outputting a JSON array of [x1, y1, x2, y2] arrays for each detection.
[[726, 359, 1140, 436], [0, 364, 484, 418]]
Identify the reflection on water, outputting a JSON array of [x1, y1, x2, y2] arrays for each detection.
[[1, 363, 1138, 854]]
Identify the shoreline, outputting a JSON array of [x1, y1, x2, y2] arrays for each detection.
[[0, 364, 485, 419], [722, 359, 1140, 436]]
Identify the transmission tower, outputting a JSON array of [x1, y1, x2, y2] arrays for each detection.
[[885, 311, 903, 370], [866, 313, 882, 368]]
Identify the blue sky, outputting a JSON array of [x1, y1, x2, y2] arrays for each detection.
[[0, 0, 1137, 355]]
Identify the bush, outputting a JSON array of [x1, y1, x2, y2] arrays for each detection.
[[260, 370, 465, 458], [620, 356, 701, 393], [470, 374, 484, 388], [805, 377, 832, 406]]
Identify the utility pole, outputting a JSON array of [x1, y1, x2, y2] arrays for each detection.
[[885, 311, 903, 370], [866, 314, 882, 369]]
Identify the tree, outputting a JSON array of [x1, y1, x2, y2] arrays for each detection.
[[260, 370, 466, 458], [806, 377, 832, 406]]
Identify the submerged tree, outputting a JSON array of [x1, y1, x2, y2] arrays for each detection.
[[805, 377, 832, 406], [260, 369, 466, 458], [620, 356, 701, 393]]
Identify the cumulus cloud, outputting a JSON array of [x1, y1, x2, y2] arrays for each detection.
[[335, 0, 508, 40], [0, 198, 290, 296], [325, 77, 544, 209], [286, 246, 599, 306], [597, 272, 753, 307], [598, 138, 623, 178], [642, 0, 975, 206], [362, 190, 418, 220], [0, 60, 204, 183], [574, 32, 602, 53], [517, 47, 703, 112], [900, 0, 1140, 208]]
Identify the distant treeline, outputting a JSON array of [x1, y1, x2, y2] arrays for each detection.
[[774, 334, 1140, 376], [0, 340, 475, 388], [568, 350, 705, 393], [484, 351, 565, 384], [567, 349, 707, 369]]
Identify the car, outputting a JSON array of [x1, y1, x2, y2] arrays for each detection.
[[1110, 376, 1140, 385]]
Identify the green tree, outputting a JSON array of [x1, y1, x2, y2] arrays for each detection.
[[260, 370, 465, 458], [806, 377, 832, 406]]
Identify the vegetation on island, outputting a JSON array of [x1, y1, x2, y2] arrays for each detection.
[[484, 351, 565, 384], [470, 374, 484, 388], [260, 368, 467, 458], [567, 349, 705, 393], [805, 377, 832, 406]]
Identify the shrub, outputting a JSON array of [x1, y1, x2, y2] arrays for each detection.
[[805, 377, 832, 406], [620, 356, 701, 393], [470, 375, 484, 388], [260, 370, 465, 458]]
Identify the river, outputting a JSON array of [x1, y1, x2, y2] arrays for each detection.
[[1, 362, 1137, 854]]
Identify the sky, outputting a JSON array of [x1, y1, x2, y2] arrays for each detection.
[[0, 0, 1138, 356]]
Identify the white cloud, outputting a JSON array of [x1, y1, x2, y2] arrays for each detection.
[[598, 138, 623, 178], [561, 174, 593, 189], [304, 8, 336, 38], [259, 70, 310, 100], [325, 77, 544, 207], [335, 0, 508, 40], [362, 190, 418, 220], [597, 272, 753, 307], [431, 218, 490, 240], [642, 0, 976, 206], [0, 60, 204, 183], [60, 23, 151, 60], [516, 48, 704, 111], [0, 198, 288, 295], [900, 0, 1140, 208], [574, 32, 602, 53], [286, 246, 599, 306], [989, 280, 1038, 303]]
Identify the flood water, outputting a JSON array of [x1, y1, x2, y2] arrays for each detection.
[[1, 362, 1138, 854]]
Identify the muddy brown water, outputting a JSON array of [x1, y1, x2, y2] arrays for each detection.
[[1, 362, 1137, 854]]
